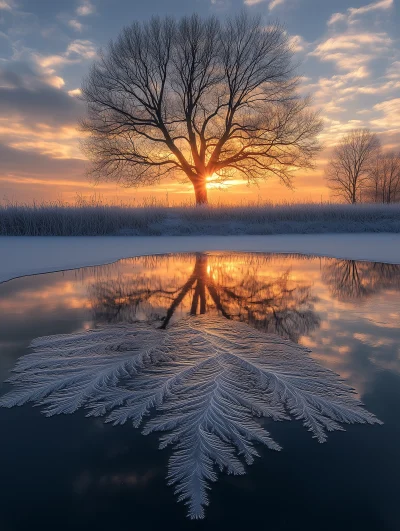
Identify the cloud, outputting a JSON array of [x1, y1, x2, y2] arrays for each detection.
[[9, 139, 80, 159], [66, 39, 96, 59], [348, 0, 393, 16], [35, 54, 71, 71], [327, 13, 347, 26], [34, 39, 97, 76], [0, 30, 96, 174], [311, 32, 391, 71], [0, 57, 65, 89], [0, 0, 15, 11], [0, 143, 85, 177], [0, 121, 78, 139], [303, 69, 370, 137], [5, 40, 95, 92], [288, 34, 307, 53], [307, 62, 398, 104], [305, 51, 400, 145], [76, 0, 95, 16], [319, 118, 368, 145], [0, 83, 82, 125], [309, 0, 398, 150], [0, 30, 11, 41], [328, 0, 393, 26], [243, 0, 265, 5], [386, 62, 400, 80], [372, 98, 400, 131], [0, 34, 87, 170], [243, 0, 285, 7], [0, 117, 84, 178], [314, 33, 390, 53], [210, 0, 230, 7], [68, 88, 82, 97], [269, 0, 285, 9], [68, 19, 84, 32], [0, 57, 83, 130]]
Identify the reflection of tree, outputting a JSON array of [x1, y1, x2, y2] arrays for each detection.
[[89, 253, 320, 342], [0, 315, 380, 519], [322, 259, 400, 301]]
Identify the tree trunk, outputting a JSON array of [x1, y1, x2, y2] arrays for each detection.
[[192, 178, 208, 206], [351, 185, 357, 204], [190, 254, 208, 315]]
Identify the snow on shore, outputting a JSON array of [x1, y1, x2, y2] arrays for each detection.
[[1, 234, 400, 284]]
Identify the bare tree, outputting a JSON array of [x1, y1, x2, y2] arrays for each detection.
[[322, 259, 400, 301], [325, 129, 381, 204], [81, 13, 322, 205], [366, 151, 400, 203]]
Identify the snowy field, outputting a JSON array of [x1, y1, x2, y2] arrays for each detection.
[[1, 203, 400, 236], [1, 233, 400, 283]]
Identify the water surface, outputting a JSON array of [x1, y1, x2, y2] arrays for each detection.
[[0, 252, 399, 530]]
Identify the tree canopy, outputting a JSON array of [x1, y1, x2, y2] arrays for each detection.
[[81, 13, 322, 204]]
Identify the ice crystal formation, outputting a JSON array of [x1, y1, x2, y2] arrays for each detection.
[[0, 316, 381, 519]]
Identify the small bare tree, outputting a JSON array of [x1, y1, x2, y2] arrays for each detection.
[[81, 13, 322, 205], [325, 129, 381, 204], [366, 151, 400, 203], [322, 259, 400, 300]]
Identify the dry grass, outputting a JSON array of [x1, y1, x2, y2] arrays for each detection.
[[1, 196, 400, 236]]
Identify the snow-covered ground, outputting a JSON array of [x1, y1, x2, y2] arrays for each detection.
[[2, 203, 400, 236], [1, 234, 400, 284]]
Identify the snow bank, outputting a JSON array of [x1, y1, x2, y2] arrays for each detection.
[[1, 234, 400, 284]]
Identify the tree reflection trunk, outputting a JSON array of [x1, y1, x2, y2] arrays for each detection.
[[161, 254, 209, 328], [90, 252, 321, 342], [190, 254, 207, 315]]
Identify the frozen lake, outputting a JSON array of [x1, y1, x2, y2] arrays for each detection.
[[0, 252, 399, 529]]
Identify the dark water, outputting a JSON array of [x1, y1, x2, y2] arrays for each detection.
[[0, 252, 399, 531]]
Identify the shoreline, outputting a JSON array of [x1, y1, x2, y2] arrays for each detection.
[[1, 233, 400, 284]]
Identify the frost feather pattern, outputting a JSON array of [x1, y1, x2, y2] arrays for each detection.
[[0, 316, 381, 519]]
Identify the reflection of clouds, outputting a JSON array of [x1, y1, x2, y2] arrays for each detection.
[[354, 333, 396, 348], [0, 252, 399, 401], [0, 273, 96, 381], [0, 279, 91, 313], [301, 304, 400, 397], [302, 259, 400, 395], [369, 351, 400, 373]]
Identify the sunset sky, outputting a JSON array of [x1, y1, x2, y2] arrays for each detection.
[[0, 0, 399, 204]]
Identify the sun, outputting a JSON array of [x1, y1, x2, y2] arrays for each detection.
[[206, 172, 247, 191], [206, 173, 225, 190]]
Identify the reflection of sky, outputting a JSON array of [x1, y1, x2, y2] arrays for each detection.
[[0, 252, 400, 529], [1, 252, 399, 402]]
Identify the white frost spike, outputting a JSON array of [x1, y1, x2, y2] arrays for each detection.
[[0, 316, 381, 519]]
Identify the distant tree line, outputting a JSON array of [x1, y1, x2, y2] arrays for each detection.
[[325, 128, 400, 204]]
